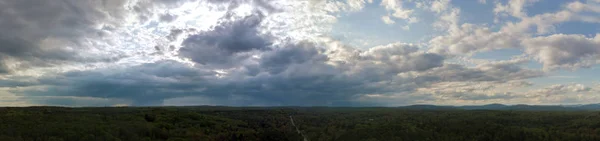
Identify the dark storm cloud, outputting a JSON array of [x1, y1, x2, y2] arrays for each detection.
[[0, 0, 132, 73], [29, 60, 216, 105], [23, 40, 454, 106], [179, 11, 272, 68], [175, 0, 282, 67], [28, 62, 385, 106]]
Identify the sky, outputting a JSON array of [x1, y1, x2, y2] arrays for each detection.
[[1, 0, 600, 107]]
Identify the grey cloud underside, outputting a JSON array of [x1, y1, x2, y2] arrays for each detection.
[[179, 12, 272, 68], [422, 61, 543, 83], [159, 13, 177, 22], [23, 39, 541, 106]]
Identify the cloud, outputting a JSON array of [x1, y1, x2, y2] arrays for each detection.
[[473, 58, 544, 81], [179, 11, 272, 68], [26, 60, 214, 105], [430, 0, 600, 57], [523, 83, 596, 104], [380, 0, 413, 19], [367, 43, 445, 71], [2, 0, 599, 107], [522, 34, 600, 70], [379, 0, 417, 29], [0, 77, 38, 88], [422, 59, 543, 82], [346, 0, 371, 11], [20, 45, 389, 106], [24, 96, 130, 107], [498, 0, 600, 34], [0, 0, 363, 106], [159, 13, 178, 22], [429, 0, 600, 71], [478, 0, 487, 4], [429, 23, 525, 56], [567, 1, 600, 13], [0, 57, 10, 74], [12, 35, 451, 106], [494, 0, 540, 19], [3, 4, 547, 106], [430, 0, 451, 14], [507, 80, 534, 87], [0, 0, 205, 74], [381, 16, 396, 24], [0, 0, 121, 73]]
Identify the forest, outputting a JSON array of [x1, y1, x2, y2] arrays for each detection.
[[1, 106, 600, 141]]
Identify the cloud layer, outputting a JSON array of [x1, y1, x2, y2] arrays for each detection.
[[1, 0, 600, 106]]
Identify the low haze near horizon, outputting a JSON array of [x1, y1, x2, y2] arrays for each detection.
[[1, 0, 600, 107]]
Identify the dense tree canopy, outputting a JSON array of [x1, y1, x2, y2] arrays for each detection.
[[0, 107, 599, 141]]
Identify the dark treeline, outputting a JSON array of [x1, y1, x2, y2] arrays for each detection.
[[1, 107, 600, 141]]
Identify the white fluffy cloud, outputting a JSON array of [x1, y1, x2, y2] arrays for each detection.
[[522, 34, 600, 70], [381, 15, 396, 24], [379, 0, 416, 28], [429, 23, 524, 56], [430, 0, 600, 71], [498, 0, 600, 34], [494, 0, 540, 19], [347, 0, 373, 11], [380, 0, 413, 19]]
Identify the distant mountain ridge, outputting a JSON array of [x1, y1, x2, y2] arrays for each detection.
[[400, 103, 600, 111]]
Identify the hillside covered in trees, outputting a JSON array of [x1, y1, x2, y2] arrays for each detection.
[[1, 106, 600, 141]]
